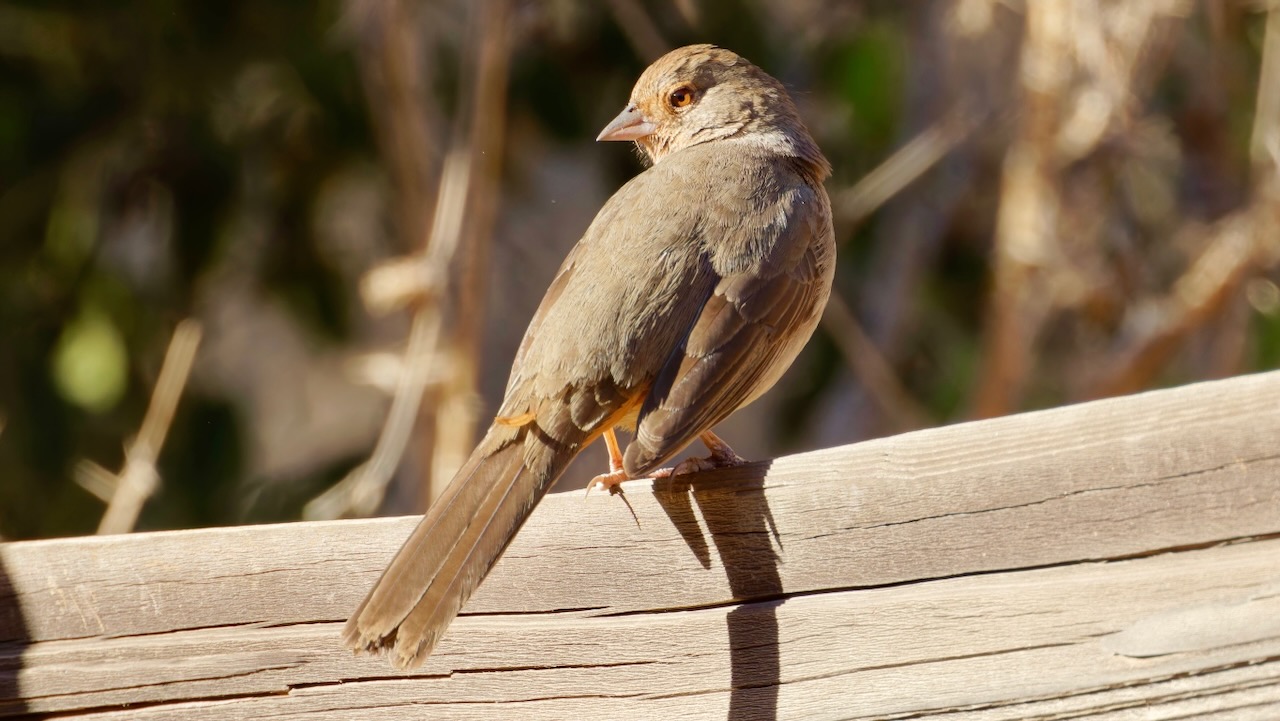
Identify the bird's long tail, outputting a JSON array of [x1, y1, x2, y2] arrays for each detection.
[[342, 430, 571, 669]]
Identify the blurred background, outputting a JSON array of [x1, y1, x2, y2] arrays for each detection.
[[1, 0, 1277, 540]]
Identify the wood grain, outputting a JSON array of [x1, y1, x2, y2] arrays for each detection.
[[2, 371, 1279, 719]]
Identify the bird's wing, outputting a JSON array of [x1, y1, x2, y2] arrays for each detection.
[[623, 182, 833, 475], [496, 166, 720, 431], [504, 244, 582, 396]]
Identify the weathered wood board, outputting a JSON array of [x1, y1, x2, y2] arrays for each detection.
[[2, 371, 1279, 719]]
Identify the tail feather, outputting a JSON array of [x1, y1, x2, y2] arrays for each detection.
[[395, 453, 562, 664], [343, 434, 570, 668]]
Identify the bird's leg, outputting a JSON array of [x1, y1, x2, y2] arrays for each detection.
[[586, 428, 629, 494], [650, 429, 748, 478]]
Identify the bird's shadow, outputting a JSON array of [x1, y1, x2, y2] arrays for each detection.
[[652, 459, 783, 721], [0, 555, 30, 717]]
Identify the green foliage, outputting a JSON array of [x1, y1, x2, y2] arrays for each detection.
[[0, 1, 369, 538], [832, 21, 905, 148]]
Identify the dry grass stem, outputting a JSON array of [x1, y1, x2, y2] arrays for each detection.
[[305, 150, 473, 520], [308, 0, 513, 518], [359, 256, 442, 317], [1086, 199, 1274, 397], [425, 0, 514, 506], [834, 108, 978, 229], [87, 319, 202, 535]]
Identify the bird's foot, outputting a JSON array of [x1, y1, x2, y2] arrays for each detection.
[[587, 428, 631, 496], [586, 468, 629, 495], [649, 438, 748, 479]]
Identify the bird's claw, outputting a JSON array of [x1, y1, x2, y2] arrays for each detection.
[[649, 446, 747, 479], [586, 468, 629, 496]]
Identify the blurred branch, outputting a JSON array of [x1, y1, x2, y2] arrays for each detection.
[[971, 0, 1188, 419], [605, 0, 670, 62], [821, 293, 932, 432], [428, 0, 514, 507], [1205, 291, 1251, 380], [1252, 6, 1280, 168], [833, 107, 978, 229], [842, 3, 1019, 441], [79, 319, 202, 535], [306, 0, 514, 519], [970, 0, 1070, 420], [672, 0, 701, 29], [306, 150, 470, 521], [1086, 187, 1278, 397], [1086, 1, 1280, 399], [344, 0, 440, 250], [359, 256, 440, 317]]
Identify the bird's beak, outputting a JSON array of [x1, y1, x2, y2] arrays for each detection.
[[597, 104, 656, 142]]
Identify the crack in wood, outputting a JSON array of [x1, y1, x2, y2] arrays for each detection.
[[879, 656, 1280, 721], [591, 532, 1280, 621], [860, 452, 1280, 532], [644, 642, 1082, 701]]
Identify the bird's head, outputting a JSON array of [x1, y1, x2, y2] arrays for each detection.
[[598, 44, 828, 178]]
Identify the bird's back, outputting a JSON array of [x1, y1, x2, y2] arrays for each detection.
[[502, 141, 830, 416]]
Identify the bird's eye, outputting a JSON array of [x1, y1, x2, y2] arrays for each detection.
[[668, 86, 695, 108]]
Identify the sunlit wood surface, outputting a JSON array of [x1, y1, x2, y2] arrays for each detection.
[[3, 372, 1279, 720]]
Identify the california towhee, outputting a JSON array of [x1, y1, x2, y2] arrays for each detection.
[[344, 44, 835, 669]]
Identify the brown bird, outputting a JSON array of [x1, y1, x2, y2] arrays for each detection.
[[343, 44, 835, 669]]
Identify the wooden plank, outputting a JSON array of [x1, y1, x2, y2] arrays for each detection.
[[5, 370, 1279, 642], [1, 371, 1279, 719], [8, 540, 1280, 719]]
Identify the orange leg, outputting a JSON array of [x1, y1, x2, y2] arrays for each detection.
[[586, 428, 629, 493], [650, 429, 748, 479]]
